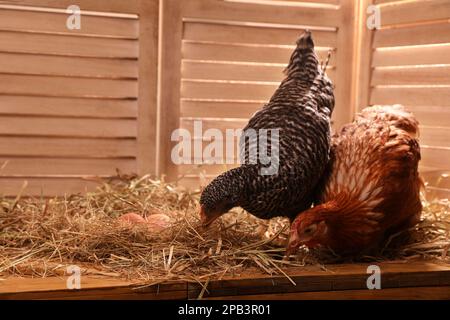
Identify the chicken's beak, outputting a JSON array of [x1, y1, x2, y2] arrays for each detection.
[[285, 239, 298, 259], [199, 206, 221, 227], [285, 229, 305, 259]]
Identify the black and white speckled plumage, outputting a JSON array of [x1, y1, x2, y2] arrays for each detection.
[[200, 31, 335, 222]]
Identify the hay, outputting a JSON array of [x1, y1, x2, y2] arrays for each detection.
[[0, 174, 449, 284]]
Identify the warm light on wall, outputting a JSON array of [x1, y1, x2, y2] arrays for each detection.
[[0, 4, 138, 18], [223, 0, 339, 10]]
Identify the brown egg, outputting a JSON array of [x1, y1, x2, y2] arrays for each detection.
[[118, 213, 147, 225], [119, 212, 171, 232], [145, 213, 171, 232]]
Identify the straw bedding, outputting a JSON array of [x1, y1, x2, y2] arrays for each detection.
[[0, 174, 449, 284]]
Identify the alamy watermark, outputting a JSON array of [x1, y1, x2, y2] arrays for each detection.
[[367, 5, 381, 30], [66, 265, 81, 290], [171, 121, 280, 176], [367, 265, 381, 290], [66, 5, 81, 30]]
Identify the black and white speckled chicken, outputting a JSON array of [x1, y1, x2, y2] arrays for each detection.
[[199, 31, 335, 226]]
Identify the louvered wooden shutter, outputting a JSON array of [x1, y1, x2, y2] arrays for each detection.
[[0, 0, 158, 197], [159, 0, 356, 189], [358, 0, 450, 198]]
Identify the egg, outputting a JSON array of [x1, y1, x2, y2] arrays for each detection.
[[145, 213, 171, 232], [118, 212, 171, 232], [118, 213, 147, 224]]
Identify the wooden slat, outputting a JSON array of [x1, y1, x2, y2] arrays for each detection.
[[426, 186, 450, 200], [182, 41, 336, 65], [0, 157, 136, 176], [157, 0, 183, 179], [205, 286, 450, 300], [420, 165, 441, 174], [332, 0, 356, 128], [176, 121, 243, 165], [181, 100, 262, 118], [0, 116, 136, 138], [183, 22, 338, 47], [0, 52, 138, 78], [175, 146, 241, 172], [373, 0, 398, 3], [0, 0, 141, 14], [372, 66, 450, 85], [181, 0, 340, 27], [370, 87, 450, 107], [1, 262, 449, 299], [373, 45, 450, 67], [426, 183, 450, 200], [373, 22, 450, 48], [0, 177, 100, 196], [426, 182, 450, 197], [0, 276, 186, 300], [0, 275, 131, 296], [421, 146, 450, 170], [0, 96, 137, 118], [267, 0, 339, 3], [0, 8, 138, 38], [136, 0, 159, 176], [182, 60, 336, 83], [180, 118, 248, 137], [0, 74, 137, 98], [0, 31, 138, 58], [174, 137, 241, 156], [380, 0, 450, 27], [0, 273, 186, 300], [422, 170, 450, 190], [355, 0, 375, 111], [0, 137, 136, 157], [182, 61, 284, 82], [420, 126, 450, 148], [188, 261, 450, 299], [407, 105, 450, 127], [181, 81, 277, 101]]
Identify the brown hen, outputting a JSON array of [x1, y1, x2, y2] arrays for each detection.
[[287, 105, 422, 256]]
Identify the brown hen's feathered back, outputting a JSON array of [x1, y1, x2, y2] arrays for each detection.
[[288, 105, 422, 255]]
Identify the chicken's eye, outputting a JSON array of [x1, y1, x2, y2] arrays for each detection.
[[303, 224, 317, 235]]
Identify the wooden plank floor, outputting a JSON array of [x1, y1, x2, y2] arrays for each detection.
[[1, 261, 449, 300]]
